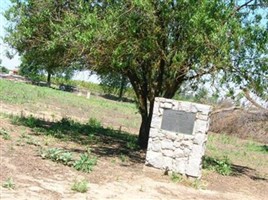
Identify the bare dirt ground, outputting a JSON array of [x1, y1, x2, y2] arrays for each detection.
[[0, 114, 267, 200]]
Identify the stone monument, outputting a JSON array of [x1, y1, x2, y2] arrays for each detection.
[[145, 97, 212, 178]]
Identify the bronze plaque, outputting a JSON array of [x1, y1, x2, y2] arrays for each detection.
[[161, 109, 196, 135]]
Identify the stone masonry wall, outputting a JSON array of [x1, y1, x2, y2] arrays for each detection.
[[145, 97, 212, 178]]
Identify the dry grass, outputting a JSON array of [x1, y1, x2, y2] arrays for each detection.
[[210, 109, 268, 143]]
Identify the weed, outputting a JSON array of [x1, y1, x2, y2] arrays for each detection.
[[0, 129, 11, 140], [170, 172, 183, 183], [2, 178, 15, 190], [191, 179, 207, 190], [43, 135, 56, 146], [73, 150, 97, 173], [71, 179, 89, 193], [203, 156, 232, 176], [87, 118, 101, 128], [41, 148, 73, 165], [119, 154, 128, 163], [139, 185, 145, 192], [126, 138, 139, 150]]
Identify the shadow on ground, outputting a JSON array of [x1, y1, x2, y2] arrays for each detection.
[[203, 156, 267, 182], [10, 115, 145, 164], [231, 164, 267, 181]]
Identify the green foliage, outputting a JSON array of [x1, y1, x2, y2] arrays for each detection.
[[170, 172, 183, 183], [0, 66, 9, 74], [2, 178, 15, 190], [0, 129, 11, 140], [41, 148, 73, 166], [246, 142, 268, 154], [100, 72, 129, 100], [71, 179, 89, 193], [73, 150, 97, 173], [203, 156, 232, 176], [119, 154, 128, 163], [87, 118, 102, 129]]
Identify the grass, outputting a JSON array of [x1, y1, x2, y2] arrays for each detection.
[[205, 133, 268, 177], [9, 115, 139, 149], [71, 179, 89, 193], [170, 172, 207, 189], [0, 79, 140, 131]]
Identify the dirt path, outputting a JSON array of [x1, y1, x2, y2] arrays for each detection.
[[0, 135, 266, 200]]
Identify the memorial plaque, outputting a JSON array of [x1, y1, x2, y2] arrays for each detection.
[[161, 109, 196, 135]]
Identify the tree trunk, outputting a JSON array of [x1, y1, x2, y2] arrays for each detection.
[[118, 76, 126, 101], [47, 72, 51, 87], [138, 99, 154, 149]]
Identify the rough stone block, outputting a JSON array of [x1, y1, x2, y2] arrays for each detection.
[[193, 133, 207, 145], [195, 103, 212, 115], [145, 151, 163, 169], [162, 149, 174, 157], [181, 140, 193, 148], [173, 158, 187, 174], [149, 128, 159, 138], [161, 140, 174, 150], [150, 115, 162, 129], [174, 140, 182, 148], [186, 157, 202, 178], [174, 134, 184, 142], [174, 148, 184, 158], [194, 119, 209, 133], [163, 157, 173, 169], [165, 131, 177, 141], [196, 112, 209, 121], [163, 102, 173, 109], [151, 140, 162, 152]]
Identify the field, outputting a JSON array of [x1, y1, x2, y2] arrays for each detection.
[[0, 79, 267, 200]]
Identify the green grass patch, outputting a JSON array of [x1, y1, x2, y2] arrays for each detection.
[[206, 133, 268, 177], [245, 142, 268, 153], [71, 179, 89, 193]]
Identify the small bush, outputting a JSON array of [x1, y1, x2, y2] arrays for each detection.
[[203, 156, 232, 176], [71, 179, 89, 193]]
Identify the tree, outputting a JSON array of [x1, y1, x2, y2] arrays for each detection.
[[4, 0, 78, 86], [5, 0, 268, 148], [99, 72, 129, 100], [72, 0, 267, 148]]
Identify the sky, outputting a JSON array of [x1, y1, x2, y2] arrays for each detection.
[[0, 0, 21, 70]]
